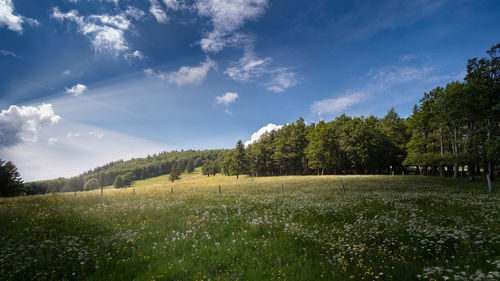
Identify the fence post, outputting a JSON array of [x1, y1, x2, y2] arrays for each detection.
[[101, 186, 103, 197], [412, 181, 416, 192], [341, 184, 345, 194], [133, 188, 135, 196], [219, 185, 221, 194], [171, 187, 173, 194], [74, 191, 76, 197], [281, 184, 284, 193]]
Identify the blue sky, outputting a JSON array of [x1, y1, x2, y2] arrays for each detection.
[[1, 0, 499, 181]]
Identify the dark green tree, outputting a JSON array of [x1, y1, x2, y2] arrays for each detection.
[[0, 159, 24, 197], [169, 163, 181, 183], [231, 140, 247, 178], [186, 158, 195, 173]]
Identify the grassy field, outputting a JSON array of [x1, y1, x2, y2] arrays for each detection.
[[1, 171, 499, 281]]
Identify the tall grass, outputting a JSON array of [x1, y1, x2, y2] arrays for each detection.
[[0, 173, 498, 280]]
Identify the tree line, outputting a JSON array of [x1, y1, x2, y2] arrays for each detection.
[[1, 43, 498, 197]]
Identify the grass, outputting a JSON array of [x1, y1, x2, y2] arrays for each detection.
[[1, 172, 499, 280]]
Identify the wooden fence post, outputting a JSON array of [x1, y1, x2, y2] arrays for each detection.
[[133, 188, 135, 196], [101, 186, 103, 197], [341, 184, 345, 194], [281, 184, 284, 193], [171, 187, 173, 194], [219, 185, 221, 194]]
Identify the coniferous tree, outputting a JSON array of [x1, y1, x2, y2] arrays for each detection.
[[0, 159, 24, 197], [169, 163, 181, 183], [231, 140, 247, 178]]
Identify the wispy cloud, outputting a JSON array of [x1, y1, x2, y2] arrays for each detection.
[[311, 92, 366, 117], [149, 0, 168, 23], [146, 58, 217, 86], [216, 92, 239, 105], [196, 0, 268, 53], [311, 57, 437, 118], [332, 0, 450, 42], [225, 50, 299, 93], [65, 83, 88, 96], [266, 68, 299, 93], [51, 7, 141, 57], [0, 49, 20, 58]]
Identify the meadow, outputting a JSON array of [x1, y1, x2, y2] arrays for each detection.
[[1, 171, 499, 281]]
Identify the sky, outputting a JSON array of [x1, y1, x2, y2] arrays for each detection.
[[1, 0, 499, 181]]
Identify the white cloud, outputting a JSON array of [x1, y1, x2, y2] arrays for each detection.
[[0, 49, 19, 58], [0, 0, 24, 33], [67, 132, 80, 139], [244, 123, 283, 147], [125, 50, 144, 60], [149, 0, 168, 23], [89, 130, 104, 139], [196, 0, 268, 53], [224, 109, 232, 115], [225, 51, 299, 93], [216, 92, 239, 105], [148, 58, 216, 86], [266, 68, 299, 93], [311, 92, 366, 117], [125, 6, 145, 20], [0, 104, 61, 148], [225, 52, 271, 81], [51, 7, 136, 55], [2, 119, 166, 181], [65, 83, 88, 96], [48, 137, 59, 145]]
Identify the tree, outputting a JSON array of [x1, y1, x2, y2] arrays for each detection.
[[466, 43, 500, 192], [202, 160, 218, 176], [113, 175, 125, 188], [186, 158, 195, 174], [83, 178, 100, 191], [0, 159, 24, 197], [123, 172, 136, 187], [169, 162, 181, 183], [231, 140, 247, 178]]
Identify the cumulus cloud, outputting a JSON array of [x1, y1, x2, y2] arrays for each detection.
[[51, 7, 138, 55], [216, 92, 239, 105], [0, 104, 61, 148], [196, 0, 268, 53], [311, 92, 366, 117], [244, 123, 283, 147], [147, 58, 216, 86], [0, 0, 23, 33], [65, 83, 87, 96]]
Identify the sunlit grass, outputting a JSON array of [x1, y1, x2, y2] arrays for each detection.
[[0, 174, 499, 280]]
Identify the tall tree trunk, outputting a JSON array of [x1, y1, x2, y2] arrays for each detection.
[[453, 127, 459, 179], [440, 126, 444, 177]]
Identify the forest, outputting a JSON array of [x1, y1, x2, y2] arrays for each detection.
[[3, 43, 498, 196]]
